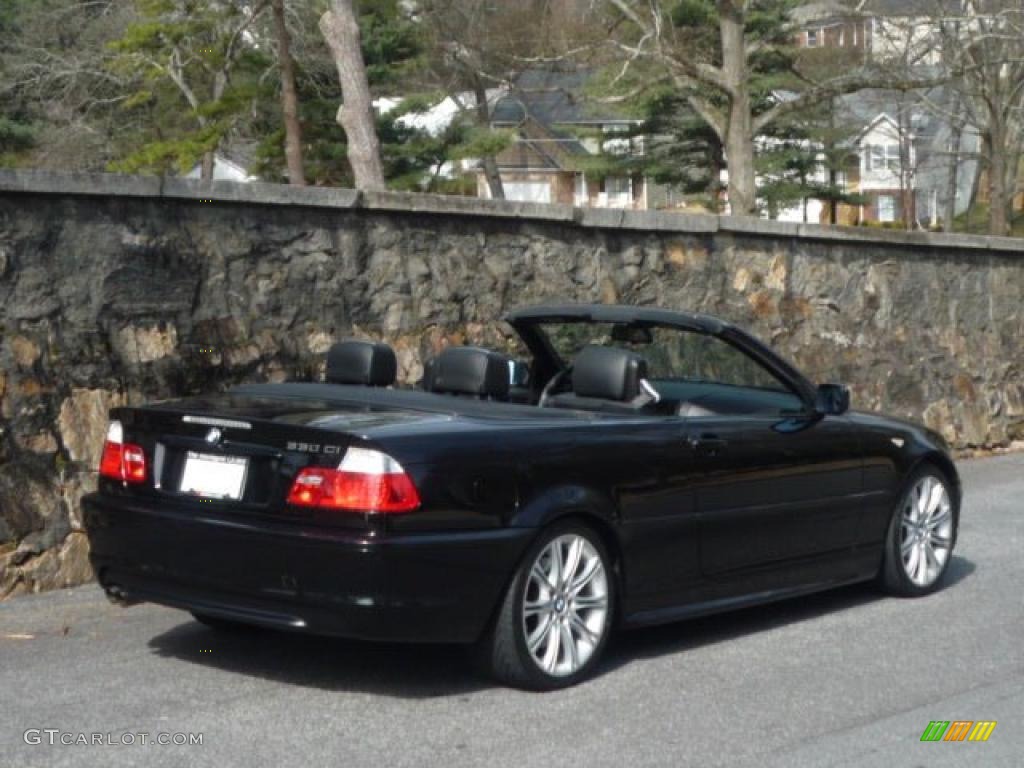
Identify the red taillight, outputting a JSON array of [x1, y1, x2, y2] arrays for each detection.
[[98, 421, 147, 484], [99, 440, 124, 479], [286, 448, 420, 513]]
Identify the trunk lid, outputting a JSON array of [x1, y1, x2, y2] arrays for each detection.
[[106, 392, 440, 528]]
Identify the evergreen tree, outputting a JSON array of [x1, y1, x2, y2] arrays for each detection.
[[106, 0, 274, 179], [597, 0, 922, 215], [252, 0, 446, 187], [586, 1, 869, 218]]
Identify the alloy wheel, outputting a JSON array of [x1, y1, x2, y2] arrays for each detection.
[[522, 533, 610, 678], [899, 474, 953, 587]]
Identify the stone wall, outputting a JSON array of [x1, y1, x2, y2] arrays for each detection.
[[1, 170, 1022, 597]]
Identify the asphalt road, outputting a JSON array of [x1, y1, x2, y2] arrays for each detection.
[[2, 453, 1022, 768]]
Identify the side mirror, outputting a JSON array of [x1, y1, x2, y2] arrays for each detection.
[[508, 360, 530, 388], [815, 383, 850, 416]]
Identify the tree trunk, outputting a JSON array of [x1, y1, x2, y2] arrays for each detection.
[[897, 107, 914, 230], [723, 94, 756, 216], [472, 78, 504, 199], [319, 0, 385, 191], [201, 151, 215, 181], [719, 5, 757, 216], [944, 126, 961, 232], [902, 187, 914, 230], [1003, 145, 1021, 232], [273, 0, 306, 186], [986, 127, 1009, 236], [198, 71, 231, 184], [827, 100, 839, 225], [828, 166, 838, 225]]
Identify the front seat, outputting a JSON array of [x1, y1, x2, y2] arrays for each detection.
[[423, 346, 511, 401], [325, 340, 397, 386], [547, 345, 653, 413]]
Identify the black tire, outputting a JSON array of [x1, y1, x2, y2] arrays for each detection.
[[477, 520, 615, 691], [879, 464, 958, 597], [190, 612, 254, 632]]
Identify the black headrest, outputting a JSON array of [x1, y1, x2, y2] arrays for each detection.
[[426, 346, 510, 400], [326, 340, 397, 386], [571, 346, 648, 401]]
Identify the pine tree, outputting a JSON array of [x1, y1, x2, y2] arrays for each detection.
[[598, 0, 927, 215], [107, 0, 274, 179], [252, 0, 445, 187]]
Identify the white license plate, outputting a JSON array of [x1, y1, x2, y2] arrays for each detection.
[[180, 452, 248, 500]]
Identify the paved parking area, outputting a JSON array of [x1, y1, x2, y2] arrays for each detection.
[[2, 453, 1022, 767]]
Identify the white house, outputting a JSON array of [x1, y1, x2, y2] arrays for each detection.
[[185, 154, 256, 182], [855, 113, 916, 222]]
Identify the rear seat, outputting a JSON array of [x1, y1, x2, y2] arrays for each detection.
[[325, 340, 397, 386], [422, 346, 511, 401]]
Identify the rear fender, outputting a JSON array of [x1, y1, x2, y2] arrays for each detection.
[[509, 484, 620, 531]]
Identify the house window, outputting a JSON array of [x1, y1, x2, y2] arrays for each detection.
[[883, 144, 900, 171], [877, 194, 897, 222], [574, 173, 588, 206], [807, 29, 818, 47], [604, 176, 633, 207], [504, 180, 552, 204], [866, 144, 901, 172], [867, 145, 883, 171]]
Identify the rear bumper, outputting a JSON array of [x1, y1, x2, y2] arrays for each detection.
[[82, 493, 533, 643]]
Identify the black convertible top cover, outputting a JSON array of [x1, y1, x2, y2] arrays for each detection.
[[505, 303, 727, 334]]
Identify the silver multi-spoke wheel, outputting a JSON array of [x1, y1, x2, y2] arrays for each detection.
[[899, 474, 953, 587], [522, 533, 609, 678]]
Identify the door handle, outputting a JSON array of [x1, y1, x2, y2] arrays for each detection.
[[688, 433, 728, 457]]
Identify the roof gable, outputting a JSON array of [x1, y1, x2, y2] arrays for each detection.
[[491, 68, 632, 127]]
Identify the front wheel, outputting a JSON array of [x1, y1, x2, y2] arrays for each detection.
[[879, 466, 957, 596], [479, 522, 614, 690]]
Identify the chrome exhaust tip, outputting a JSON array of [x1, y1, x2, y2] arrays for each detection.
[[103, 584, 140, 606]]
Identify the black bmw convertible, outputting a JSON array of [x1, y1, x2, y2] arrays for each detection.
[[83, 303, 960, 689]]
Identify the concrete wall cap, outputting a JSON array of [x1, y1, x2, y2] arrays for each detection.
[[1, 170, 1021, 253]]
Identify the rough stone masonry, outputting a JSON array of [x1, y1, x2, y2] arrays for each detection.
[[1, 170, 1022, 597]]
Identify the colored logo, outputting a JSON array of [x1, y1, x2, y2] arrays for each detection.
[[920, 721, 997, 742]]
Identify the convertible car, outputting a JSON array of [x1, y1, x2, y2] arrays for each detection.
[[83, 303, 960, 689]]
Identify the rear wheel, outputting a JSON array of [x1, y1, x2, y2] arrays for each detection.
[[479, 522, 614, 690], [880, 466, 956, 596]]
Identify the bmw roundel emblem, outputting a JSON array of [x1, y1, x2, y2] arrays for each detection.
[[205, 428, 222, 444]]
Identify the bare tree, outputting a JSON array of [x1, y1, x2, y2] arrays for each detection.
[[319, 0, 385, 190], [0, 1, 138, 170], [894, 97, 918, 230], [600, 1, 935, 216], [942, 95, 966, 233], [272, 0, 306, 186], [416, 1, 573, 200], [934, 1, 1024, 235]]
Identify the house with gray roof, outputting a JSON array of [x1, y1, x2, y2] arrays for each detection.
[[832, 86, 978, 226], [482, 69, 650, 209]]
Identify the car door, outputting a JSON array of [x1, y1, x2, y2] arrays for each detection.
[[687, 409, 862, 576], [664, 332, 863, 578]]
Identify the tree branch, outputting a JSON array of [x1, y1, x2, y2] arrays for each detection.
[[753, 72, 948, 134]]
